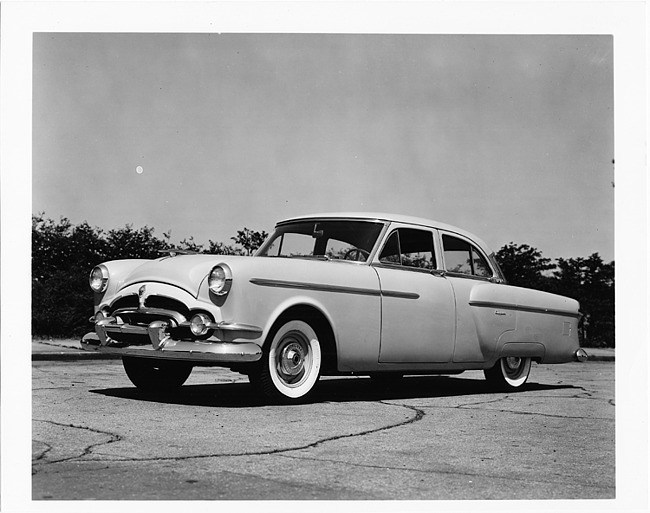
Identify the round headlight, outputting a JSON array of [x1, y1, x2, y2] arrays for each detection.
[[89, 265, 109, 293], [190, 313, 212, 336], [208, 264, 232, 296]]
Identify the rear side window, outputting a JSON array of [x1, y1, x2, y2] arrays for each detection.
[[379, 228, 436, 270], [442, 234, 492, 278]]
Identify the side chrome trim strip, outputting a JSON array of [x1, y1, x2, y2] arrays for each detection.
[[381, 290, 420, 300], [250, 278, 379, 296], [469, 300, 581, 319], [249, 278, 419, 300]]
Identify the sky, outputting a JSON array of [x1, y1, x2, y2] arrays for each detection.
[[33, 33, 614, 262]]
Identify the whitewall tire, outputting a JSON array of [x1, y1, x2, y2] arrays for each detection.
[[484, 357, 532, 391], [256, 319, 322, 403]]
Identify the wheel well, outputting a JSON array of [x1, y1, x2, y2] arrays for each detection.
[[271, 305, 338, 374]]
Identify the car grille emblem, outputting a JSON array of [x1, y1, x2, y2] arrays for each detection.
[[138, 285, 147, 310]]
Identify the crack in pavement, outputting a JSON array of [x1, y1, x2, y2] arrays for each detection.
[[273, 452, 616, 492], [32, 419, 123, 474], [32, 440, 53, 462], [34, 402, 425, 464], [410, 395, 613, 420], [453, 404, 613, 421]]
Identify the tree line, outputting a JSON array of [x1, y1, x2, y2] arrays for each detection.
[[495, 243, 614, 348], [32, 214, 614, 347]]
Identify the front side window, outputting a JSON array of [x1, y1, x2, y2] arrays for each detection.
[[378, 228, 436, 270], [442, 234, 493, 278]]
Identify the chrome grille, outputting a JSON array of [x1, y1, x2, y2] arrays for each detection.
[[109, 295, 190, 320], [105, 293, 193, 344], [145, 296, 190, 318], [110, 295, 138, 312]]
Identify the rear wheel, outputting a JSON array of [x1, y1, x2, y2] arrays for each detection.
[[122, 357, 193, 392], [484, 357, 531, 391], [252, 319, 322, 403]]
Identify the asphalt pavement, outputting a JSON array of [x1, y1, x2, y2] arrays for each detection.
[[32, 338, 615, 361], [32, 353, 616, 500]]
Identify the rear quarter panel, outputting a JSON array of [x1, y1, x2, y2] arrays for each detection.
[[470, 284, 581, 365]]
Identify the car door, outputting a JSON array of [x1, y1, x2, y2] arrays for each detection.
[[440, 231, 514, 362], [373, 226, 455, 363]]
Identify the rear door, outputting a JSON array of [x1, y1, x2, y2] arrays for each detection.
[[440, 231, 513, 362]]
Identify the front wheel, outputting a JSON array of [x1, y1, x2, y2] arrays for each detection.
[[484, 357, 532, 391], [122, 357, 193, 392], [252, 319, 322, 403]]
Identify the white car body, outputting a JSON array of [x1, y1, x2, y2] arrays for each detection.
[[82, 213, 586, 402]]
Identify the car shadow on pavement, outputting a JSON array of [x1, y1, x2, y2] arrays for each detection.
[[90, 375, 580, 408]]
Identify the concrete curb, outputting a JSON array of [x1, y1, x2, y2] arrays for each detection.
[[583, 355, 614, 362], [32, 341, 120, 361], [32, 352, 121, 361], [582, 348, 615, 362]]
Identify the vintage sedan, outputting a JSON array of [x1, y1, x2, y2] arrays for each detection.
[[81, 212, 588, 403]]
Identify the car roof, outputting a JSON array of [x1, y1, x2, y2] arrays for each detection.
[[278, 212, 495, 254]]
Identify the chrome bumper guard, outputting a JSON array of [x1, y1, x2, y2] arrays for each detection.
[[81, 316, 263, 363], [574, 348, 589, 362]]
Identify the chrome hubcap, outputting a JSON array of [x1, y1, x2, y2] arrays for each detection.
[[276, 334, 309, 385], [505, 357, 521, 370], [281, 343, 304, 374], [504, 357, 523, 378]]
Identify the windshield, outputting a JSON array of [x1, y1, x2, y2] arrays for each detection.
[[257, 220, 385, 262]]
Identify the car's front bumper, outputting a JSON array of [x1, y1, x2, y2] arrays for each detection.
[[81, 316, 263, 364]]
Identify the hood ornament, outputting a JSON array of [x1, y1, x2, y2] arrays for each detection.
[[138, 285, 147, 310]]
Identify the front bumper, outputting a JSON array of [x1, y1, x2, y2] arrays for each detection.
[[81, 315, 263, 364]]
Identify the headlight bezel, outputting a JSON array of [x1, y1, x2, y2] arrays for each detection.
[[208, 264, 232, 296], [89, 264, 109, 293]]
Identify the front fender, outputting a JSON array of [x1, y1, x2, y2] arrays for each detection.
[[261, 295, 338, 348]]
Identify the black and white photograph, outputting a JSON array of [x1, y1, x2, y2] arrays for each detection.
[[1, 1, 647, 511]]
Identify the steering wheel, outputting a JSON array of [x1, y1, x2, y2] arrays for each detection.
[[343, 248, 370, 262]]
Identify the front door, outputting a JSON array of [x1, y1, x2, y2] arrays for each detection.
[[374, 227, 455, 363]]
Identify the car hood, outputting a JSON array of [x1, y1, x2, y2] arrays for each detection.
[[118, 254, 240, 297]]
